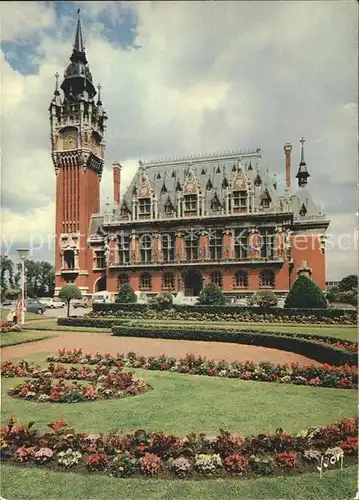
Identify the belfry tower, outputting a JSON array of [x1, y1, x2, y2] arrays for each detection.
[[50, 11, 107, 295]]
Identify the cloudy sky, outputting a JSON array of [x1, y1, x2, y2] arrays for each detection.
[[1, 1, 357, 279]]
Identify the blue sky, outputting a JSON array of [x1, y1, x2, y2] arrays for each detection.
[[1, 1, 357, 279]]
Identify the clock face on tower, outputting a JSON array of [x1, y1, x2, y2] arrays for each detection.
[[62, 130, 77, 150]]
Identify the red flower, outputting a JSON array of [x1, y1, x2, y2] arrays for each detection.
[[275, 451, 298, 468], [48, 418, 66, 432]]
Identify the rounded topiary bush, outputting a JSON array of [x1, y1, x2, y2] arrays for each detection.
[[198, 284, 226, 306], [116, 283, 137, 304], [151, 292, 174, 311], [285, 275, 328, 309]]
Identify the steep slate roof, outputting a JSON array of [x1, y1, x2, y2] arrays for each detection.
[[121, 149, 287, 218]]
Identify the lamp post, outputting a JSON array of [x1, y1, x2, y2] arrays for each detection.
[[16, 249, 29, 325]]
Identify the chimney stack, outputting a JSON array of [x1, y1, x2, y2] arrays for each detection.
[[112, 162, 121, 205], [284, 143, 292, 191]]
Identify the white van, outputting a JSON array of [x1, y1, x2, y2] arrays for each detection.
[[39, 297, 65, 309], [92, 291, 115, 304]]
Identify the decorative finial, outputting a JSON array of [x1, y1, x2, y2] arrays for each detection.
[[97, 83, 102, 104], [296, 137, 310, 187], [54, 71, 60, 94], [77, 8, 81, 17], [300, 137, 306, 165]]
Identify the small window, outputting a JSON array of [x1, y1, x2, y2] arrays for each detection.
[[139, 272, 152, 290], [139, 198, 151, 215], [163, 272, 175, 290], [299, 203, 307, 217], [260, 270, 275, 288], [234, 271, 248, 288], [94, 251, 105, 269], [210, 271, 223, 288], [140, 234, 152, 263], [232, 190, 247, 211], [184, 194, 197, 212]]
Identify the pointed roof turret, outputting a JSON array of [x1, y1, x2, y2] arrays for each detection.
[[61, 10, 96, 102], [296, 137, 310, 187], [52, 71, 62, 107], [71, 9, 87, 64]]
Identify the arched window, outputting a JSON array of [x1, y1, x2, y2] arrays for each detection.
[[259, 269, 275, 288], [139, 272, 152, 290], [117, 274, 129, 288], [210, 271, 223, 288], [162, 271, 175, 290], [64, 249, 75, 270], [234, 271, 248, 288], [140, 234, 152, 263]]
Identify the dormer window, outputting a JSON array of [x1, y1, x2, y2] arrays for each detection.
[[139, 198, 151, 215], [206, 178, 213, 190], [261, 189, 272, 209], [232, 190, 247, 211], [211, 193, 221, 212], [184, 194, 197, 212], [164, 197, 174, 216], [160, 183, 167, 194], [222, 177, 229, 189], [176, 180, 182, 192]]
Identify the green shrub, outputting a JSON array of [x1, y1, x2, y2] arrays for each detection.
[[116, 283, 137, 304], [285, 276, 328, 309], [247, 291, 278, 308], [338, 275, 358, 292], [198, 284, 226, 306], [151, 292, 173, 311]]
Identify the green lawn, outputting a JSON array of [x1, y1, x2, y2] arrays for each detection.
[[2, 351, 357, 500], [2, 353, 356, 436], [0, 331, 53, 348], [1, 463, 356, 500], [1, 308, 55, 322]]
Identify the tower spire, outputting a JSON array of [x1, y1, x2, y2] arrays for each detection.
[[70, 9, 87, 64], [296, 137, 310, 187]]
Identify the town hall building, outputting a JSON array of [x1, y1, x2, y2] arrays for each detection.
[[50, 15, 330, 300]]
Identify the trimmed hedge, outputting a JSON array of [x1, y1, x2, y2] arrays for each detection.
[[92, 303, 357, 324], [57, 317, 357, 351], [111, 326, 357, 366]]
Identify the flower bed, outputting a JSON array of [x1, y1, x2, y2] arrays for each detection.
[[1, 320, 22, 333], [2, 360, 151, 403], [42, 349, 358, 389], [0, 417, 357, 479]]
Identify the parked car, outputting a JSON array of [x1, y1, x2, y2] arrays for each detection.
[[73, 298, 88, 309], [39, 297, 65, 309], [26, 299, 47, 315]]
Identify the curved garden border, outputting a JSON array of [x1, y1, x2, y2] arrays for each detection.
[[1, 416, 357, 479], [110, 326, 357, 366], [44, 349, 357, 389], [2, 362, 151, 403]]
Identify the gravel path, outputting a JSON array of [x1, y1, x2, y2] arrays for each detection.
[[1, 330, 320, 366]]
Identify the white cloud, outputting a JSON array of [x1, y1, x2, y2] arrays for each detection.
[[0, 2, 55, 42], [0, 1, 357, 279]]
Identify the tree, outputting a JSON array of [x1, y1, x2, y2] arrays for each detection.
[[247, 290, 278, 307], [285, 275, 328, 309], [116, 283, 137, 303], [151, 291, 173, 310], [198, 283, 227, 306], [338, 275, 358, 292], [59, 284, 82, 316]]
